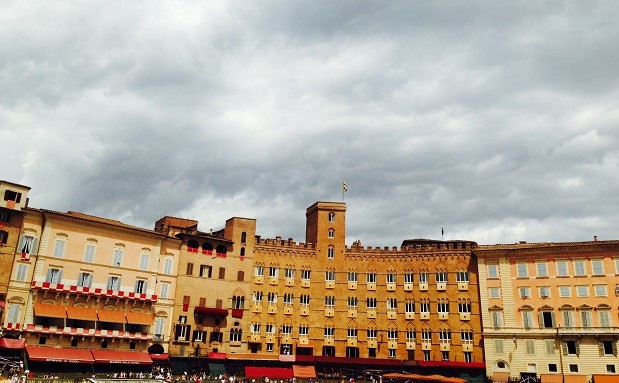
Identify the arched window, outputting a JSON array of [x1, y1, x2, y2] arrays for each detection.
[[328, 229, 335, 238], [202, 242, 213, 254], [240, 247, 245, 257], [216, 245, 227, 256], [241, 232, 247, 244], [187, 240, 199, 252]]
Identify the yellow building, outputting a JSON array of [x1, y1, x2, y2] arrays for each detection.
[[0, 180, 32, 321], [243, 202, 484, 379], [3, 207, 180, 372], [475, 241, 619, 383], [154, 215, 256, 363]]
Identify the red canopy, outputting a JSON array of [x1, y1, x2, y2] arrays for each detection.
[[245, 367, 293, 379]]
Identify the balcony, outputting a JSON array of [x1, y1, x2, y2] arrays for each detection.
[[284, 278, 294, 287], [387, 310, 397, 319], [404, 283, 414, 292], [300, 306, 310, 316], [436, 282, 447, 291], [347, 338, 357, 347], [406, 341, 416, 350], [462, 343, 473, 352], [367, 283, 376, 291], [367, 339, 377, 348], [388, 340, 398, 349], [367, 310, 377, 319], [269, 277, 278, 286], [254, 276, 264, 284], [31, 281, 158, 303], [283, 306, 293, 315], [301, 279, 310, 288], [325, 281, 335, 289], [405, 312, 414, 320], [348, 281, 357, 290], [457, 282, 469, 291], [419, 283, 428, 291], [348, 309, 358, 318], [439, 343, 450, 351], [386, 283, 396, 292], [421, 342, 431, 350], [267, 304, 277, 314], [438, 312, 449, 320], [557, 326, 619, 336], [420, 312, 430, 320], [325, 308, 334, 317]]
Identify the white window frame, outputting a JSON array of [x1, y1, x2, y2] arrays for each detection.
[[559, 285, 571, 297], [517, 262, 529, 278], [556, 260, 568, 277], [489, 287, 501, 298], [163, 257, 173, 275], [160, 282, 170, 299], [591, 259, 604, 276], [139, 253, 149, 271], [77, 272, 93, 287], [573, 260, 586, 276], [15, 264, 28, 282], [112, 248, 123, 266], [594, 284, 608, 297], [576, 285, 589, 297], [487, 264, 498, 279], [107, 275, 121, 291], [536, 262, 548, 278]]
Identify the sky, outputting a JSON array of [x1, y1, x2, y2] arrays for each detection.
[[2, 1, 619, 247]]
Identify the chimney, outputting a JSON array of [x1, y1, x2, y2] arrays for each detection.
[[593, 235, 598, 241]]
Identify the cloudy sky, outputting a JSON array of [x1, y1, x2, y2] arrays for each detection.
[[2, 1, 619, 246]]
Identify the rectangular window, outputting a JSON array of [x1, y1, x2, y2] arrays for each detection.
[[456, 271, 469, 282], [421, 330, 432, 343], [495, 339, 504, 354], [285, 268, 295, 279], [366, 272, 376, 283], [366, 329, 376, 339], [573, 260, 586, 276], [419, 272, 429, 283], [536, 262, 548, 277], [386, 273, 397, 284], [602, 340, 615, 355], [405, 300, 415, 313], [599, 310, 611, 327], [301, 269, 311, 280], [254, 266, 264, 277], [519, 287, 531, 298], [347, 328, 357, 339], [324, 327, 335, 337], [325, 296, 335, 307], [569, 365, 579, 373], [269, 267, 279, 278], [135, 279, 147, 294], [299, 326, 309, 336], [576, 285, 589, 297], [200, 265, 212, 278], [387, 298, 397, 311], [404, 272, 414, 284], [218, 267, 225, 280], [53, 238, 66, 258], [406, 330, 416, 342], [163, 258, 173, 275], [387, 329, 398, 341], [580, 311, 592, 328], [366, 298, 377, 309], [281, 325, 292, 335], [539, 286, 551, 298], [265, 324, 276, 335], [562, 310, 574, 328], [435, 271, 447, 283], [420, 300, 429, 314], [45, 268, 63, 284], [517, 262, 528, 278], [77, 272, 93, 287], [347, 271, 357, 282], [111, 248, 123, 266], [283, 293, 293, 306], [7, 303, 20, 323], [107, 276, 121, 291], [160, 282, 170, 299], [250, 323, 261, 334], [522, 311, 533, 328], [253, 291, 263, 304], [525, 340, 535, 354], [565, 340, 578, 355], [487, 264, 498, 279], [591, 259, 604, 276], [15, 264, 28, 281], [546, 340, 556, 355], [186, 262, 194, 275], [556, 260, 568, 277], [594, 284, 607, 297], [84, 243, 96, 263], [325, 270, 335, 282], [327, 247, 334, 258], [139, 254, 149, 271], [559, 286, 571, 297], [492, 311, 504, 328], [3, 189, 22, 202], [348, 297, 358, 309], [489, 287, 501, 298]]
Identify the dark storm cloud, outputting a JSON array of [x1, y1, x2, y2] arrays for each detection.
[[2, 1, 619, 246]]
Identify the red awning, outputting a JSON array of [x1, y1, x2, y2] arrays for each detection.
[[194, 306, 228, 316], [231, 308, 244, 318], [208, 352, 227, 359], [245, 367, 293, 379], [91, 350, 153, 364], [149, 353, 169, 361], [416, 360, 486, 369], [0, 338, 25, 349], [27, 346, 94, 363]]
